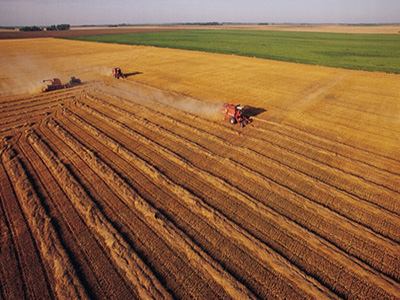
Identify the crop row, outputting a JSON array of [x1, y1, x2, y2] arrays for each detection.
[[250, 121, 400, 194], [45, 116, 267, 300], [53, 108, 321, 299], [1, 146, 89, 300], [135, 91, 400, 235], [117, 87, 400, 215], [26, 129, 176, 300], [85, 90, 400, 245], [67, 93, 399, 298], [0, 149, 54, 299]]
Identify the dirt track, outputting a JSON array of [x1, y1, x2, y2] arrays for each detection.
[[1, 38, 400, 299]]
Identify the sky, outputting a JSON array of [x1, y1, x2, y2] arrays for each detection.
[[1, 0, 399, 27]]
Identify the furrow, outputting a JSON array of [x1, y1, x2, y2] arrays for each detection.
[[0, 160, 35, 300], [273, 119, 400, 166], [247, 123, 400, 193], [105, 90, 400, 213], [62, 104, 400, 299], [83, 93, 400, 243], [1, 146, 89, 300], [18, 126, 140, 300], [26, 130, 173, 300], [55, 108, 309, 299], [88, 89, 400, 213], [74, 97, 400, 283], [45, 118, 259, 300]]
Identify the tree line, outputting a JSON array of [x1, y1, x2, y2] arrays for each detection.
[[20, 24, 70, 31]]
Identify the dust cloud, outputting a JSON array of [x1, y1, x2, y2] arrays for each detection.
[[109, 81, 223, 120], [149, 89, 222, 119], [0, 52, 63, 96]]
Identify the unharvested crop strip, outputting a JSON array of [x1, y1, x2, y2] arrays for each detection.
[[26, 130, 173, 300], [255, 118, 400, 177], [49, 113, 329, 300], [74, 98, 400, 283], [1, 147, 89, 300]]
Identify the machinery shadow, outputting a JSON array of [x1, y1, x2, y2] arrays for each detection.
[[244, 106, 267, 118], [124, 72, 142, 78]]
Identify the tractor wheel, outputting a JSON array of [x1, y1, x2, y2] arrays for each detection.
[[230, 117, 237, 124]]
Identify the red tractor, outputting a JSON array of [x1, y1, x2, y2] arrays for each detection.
[[221, 103, 251, 128], [113, 67, 126, 79]]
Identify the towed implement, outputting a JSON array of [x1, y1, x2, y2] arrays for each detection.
[[221, 103, 252, 128]]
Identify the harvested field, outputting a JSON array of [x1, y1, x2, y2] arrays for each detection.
[[1, 38, 400, 299]]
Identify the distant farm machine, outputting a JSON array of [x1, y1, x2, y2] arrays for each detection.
[[221, 103, 252, 128], [113, 67, 126, 79], [42, 77, 81, 92]]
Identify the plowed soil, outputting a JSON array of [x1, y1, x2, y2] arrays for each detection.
[[1, 38, 399, 299]]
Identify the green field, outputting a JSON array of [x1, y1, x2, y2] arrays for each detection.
[[64, 30, 400, 73]]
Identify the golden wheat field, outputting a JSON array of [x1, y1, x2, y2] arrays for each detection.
[[1, 36, 400, 300]]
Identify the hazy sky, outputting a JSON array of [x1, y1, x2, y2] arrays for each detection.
[[1, 0, 399, 27]]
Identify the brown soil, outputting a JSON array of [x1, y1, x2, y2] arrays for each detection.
[[1, 38, 399, 299]]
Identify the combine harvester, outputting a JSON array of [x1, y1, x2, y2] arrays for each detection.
[[221, 103, 252, 128], [42, 77, 81, 92], [112, 67, 126, 79]]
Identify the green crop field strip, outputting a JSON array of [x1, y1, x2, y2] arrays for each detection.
[[64, 30, 400, 73]]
